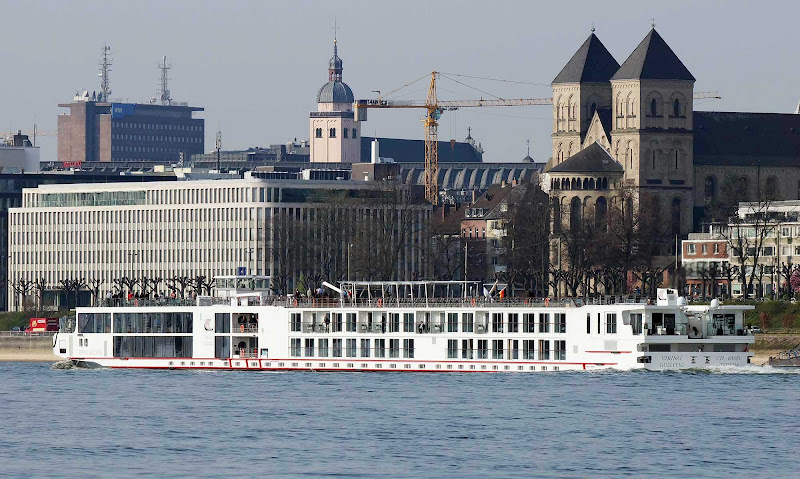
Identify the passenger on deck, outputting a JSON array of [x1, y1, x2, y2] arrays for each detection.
[[324, 314, 331, 332]]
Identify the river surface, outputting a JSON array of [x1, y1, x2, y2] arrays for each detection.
[[0, 362, 798, 478]]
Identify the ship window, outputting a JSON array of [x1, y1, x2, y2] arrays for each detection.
[[538, 313, 550, 333], [606, 313, 617, 334], [403, 339, 415, 358], [462, 313, 474, 333], [631, 313, 643, 335], [290, 338, 301, 357], [403, 313, 415, 332], [113, 336, 193, 358], [447, 339, 458, 358]]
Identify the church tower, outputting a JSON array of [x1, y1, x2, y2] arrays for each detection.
[[550, 31, 619, 168], [610, 28, 695, 235], [310, 37, 361, 163]]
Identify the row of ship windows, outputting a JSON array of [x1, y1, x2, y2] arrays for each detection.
[[176, 361, 561, 372], [289, 338, 568, 361], [291, 312, 569, 334]]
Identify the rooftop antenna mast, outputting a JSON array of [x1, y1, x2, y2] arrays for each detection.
[[159, 55, 172, 105], [99, 43, 112, 102]]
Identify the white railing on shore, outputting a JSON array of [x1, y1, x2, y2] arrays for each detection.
[[0, 331, 57, 337]]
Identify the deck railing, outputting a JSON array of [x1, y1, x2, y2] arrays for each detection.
[[97, 295, 648, 309]]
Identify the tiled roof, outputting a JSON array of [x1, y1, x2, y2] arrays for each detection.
[[548, 142, 623, 174], [611, 29, 695, 81], [694, 111, 800, 166], [553, 33, 620, 84]]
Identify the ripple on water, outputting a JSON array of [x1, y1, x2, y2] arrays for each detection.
[[0, 362, 797, 478]]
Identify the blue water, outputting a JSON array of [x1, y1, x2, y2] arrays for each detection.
[[0, 363, 797, 478]]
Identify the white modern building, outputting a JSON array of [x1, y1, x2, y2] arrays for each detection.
[[7, 178, 430, 310]]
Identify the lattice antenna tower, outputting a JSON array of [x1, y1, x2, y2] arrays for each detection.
[[99, 43, 112, 102], [159, 55, 172, 105]]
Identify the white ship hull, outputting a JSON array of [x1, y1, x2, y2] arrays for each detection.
[[54, 287, 755, 373]]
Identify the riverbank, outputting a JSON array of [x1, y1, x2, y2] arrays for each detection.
[[0, 334, 59, 362]]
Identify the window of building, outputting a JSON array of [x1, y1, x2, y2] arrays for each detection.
[[352, 128, 357, 138], [687, 243, 696, 255], [650, 98, 657, 116], [343, 128, 348, 138], [701, 244, 707, 255], [329, 128, 336, 138], [673, 99, 680, 117]]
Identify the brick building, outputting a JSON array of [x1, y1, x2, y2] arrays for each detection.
[[58, 97, 204, 166]]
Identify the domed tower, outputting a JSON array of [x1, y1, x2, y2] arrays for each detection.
[[310, 38, 361, 163]]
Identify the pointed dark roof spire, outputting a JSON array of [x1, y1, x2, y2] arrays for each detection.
[[552, 33, 620, 84], [611, 28, 695, 81]]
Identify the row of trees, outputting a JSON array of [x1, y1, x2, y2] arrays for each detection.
[[7, 275, 217, 311], [498, 186, 678, 298]]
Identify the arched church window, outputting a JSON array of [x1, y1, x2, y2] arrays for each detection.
[[352, 128, 357, 138], [595, 196, 608, 230], [673, 99, 680, 117], [671, 198, 682, 235], [650, 98, 658, 117], [766, 176, 779, 200], [315, 128, 323, 138], [675, 150, 679, 169], [329, 128, 336, 138], [704, 176, 717, 200], [343, 128, 348, 138], [652, 151, 657, 170], [570, 196, 582, 232]]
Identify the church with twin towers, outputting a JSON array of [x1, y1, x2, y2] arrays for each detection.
[[543, 26, 800, 238]]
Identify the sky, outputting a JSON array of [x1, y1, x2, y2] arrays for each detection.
[[2, 0, 798, 164]]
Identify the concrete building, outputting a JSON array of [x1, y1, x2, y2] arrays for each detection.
[[0, 132, 40, 173], [58, 94, 204, 166], [7, 178, 430, 311], [0, 171, 176, 310]]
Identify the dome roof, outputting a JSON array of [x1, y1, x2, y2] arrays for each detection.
[[317, 81, 354, 104]]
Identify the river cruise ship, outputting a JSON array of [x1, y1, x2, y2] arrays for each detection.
[[54, 277, 755, 371]]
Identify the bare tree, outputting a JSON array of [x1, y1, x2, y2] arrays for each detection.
[[10, 279, 34, 311], [33, 277, 47, 312], [192, 275, 214, 296], [502, 182, 550, 296], [165, 276, 192, 299], [87, 278, 103, 306]]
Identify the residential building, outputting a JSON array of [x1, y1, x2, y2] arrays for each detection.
[[681, 231, 730, 298]]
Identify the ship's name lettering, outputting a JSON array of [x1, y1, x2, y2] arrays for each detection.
[[662, 355, 681, 361]]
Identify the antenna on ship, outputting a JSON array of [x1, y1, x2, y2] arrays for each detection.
[[159, 55, 172, 105], [98, 43, 112, 102]]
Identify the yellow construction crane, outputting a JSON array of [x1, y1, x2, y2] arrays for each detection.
[[355, 72, 721, 204], [355, 71, 551, 204]]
